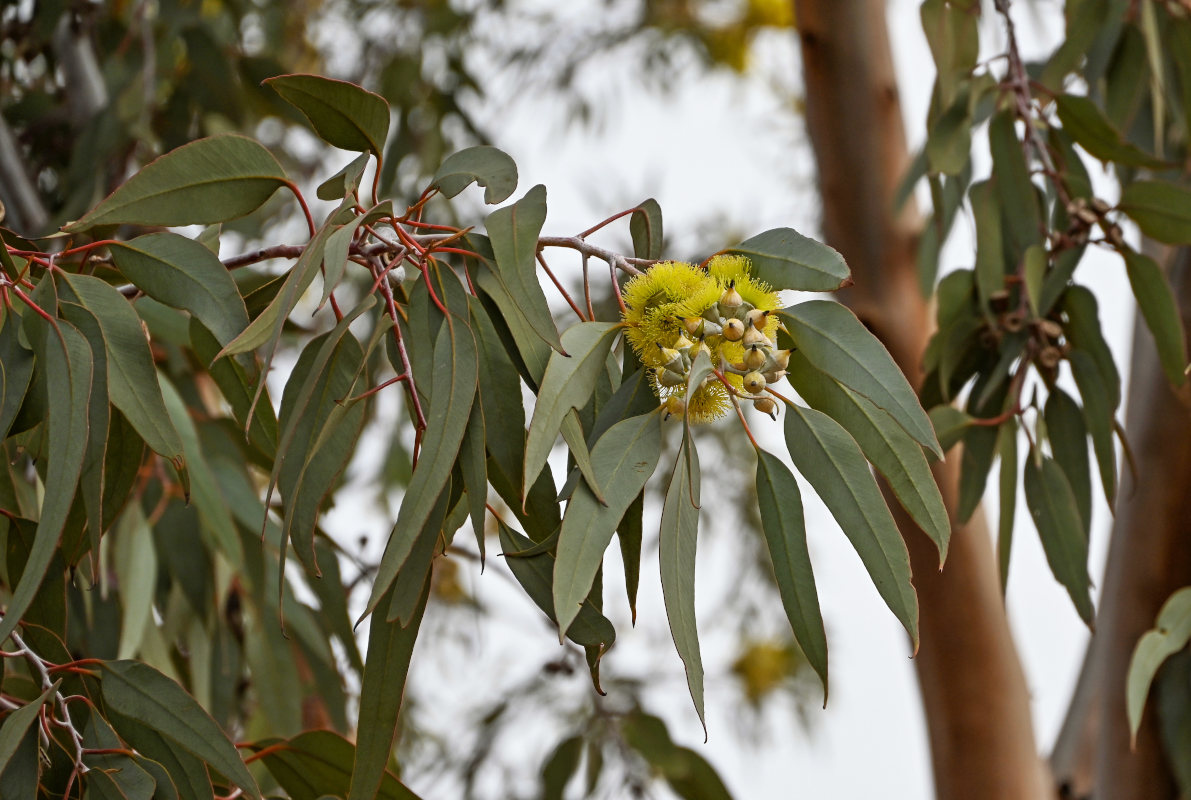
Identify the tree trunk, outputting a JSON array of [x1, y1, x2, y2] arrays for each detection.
[[1052, 247, 1191, 799], [791, 1, 1051, 797]]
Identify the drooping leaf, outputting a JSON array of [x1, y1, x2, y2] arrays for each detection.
[[970, 179, 1007, 313], [660, 434, 705, 732], [1045, 388, 1092, 535], [630, 198, 664, 260], [472, 256, 552, 388], [188, 319, 278, 459], [788, 352, 950, 564], [64, 135, 289, 231], [0, 317, 92, 646], [1056, 94, 1170, 168], [523, 321, 621, 496], [783, 403, 919, 649], [485, 184, 563, 351], [554, 412, 662, 638], [348, 583, 428, 800], [540, 735, 583, 800], [1063, 285, 1122, 411], [925, 96, 972, 176], [988, 110, 1043, 258], [1127, 587, 1191, 745], [258, 730, 421, 800], [432, 145, 518, 204], [996, 419, 1017, 594], [364, 313, 476, 617], [100, 660, 260, 799], [0, 311, 33, 440], [755, 449, 828, 702], [1067, 349, 1117, 505], [1119, 181, 1191, 245], [0, 683, 57, 775], [724, 228, 850, 292], [1121, 247, 1188, 386], [559, 409, 606, 504], [266, 74, 390, 155], [779, 301, 942, 457], [1023, 454, 1094, 626], [109, 233, 250, 350]]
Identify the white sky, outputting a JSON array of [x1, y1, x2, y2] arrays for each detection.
[[321, 1, 1138, 797]]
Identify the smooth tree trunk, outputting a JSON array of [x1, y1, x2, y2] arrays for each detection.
[[790, 1, 1051, 797]]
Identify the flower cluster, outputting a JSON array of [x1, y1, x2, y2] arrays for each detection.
[[621, 255, 786, 422]]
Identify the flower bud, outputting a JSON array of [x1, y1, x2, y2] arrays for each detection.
[[663, 396, 686, 420], [722, 318, 746, 341], [683, 317, 703, 337], [743, 371, 767, 394], [656, 367, 686, 387], [753, 397, 778, 419], [720, 281, 743, 311], [744, 344, 767, 370], [745, 308, 770, 330], [657, 343, 683, 369], [673, 333, 695, 351], [689, 340, 712, 362], [741, 326, 769, 348], [772, 348, 793, 370]]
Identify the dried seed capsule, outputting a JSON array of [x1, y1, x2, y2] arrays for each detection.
[[753, 397, 778, 419], [720, 281, 743, 311], [744, 344, 768, 370], [745, 308, 770, 330], [722, 318, 746, 341], [741, 326, 769, 348], [743, 371, 767, 393], [1037, 319, 1064, 340], [1002, 311, 1025, 333]]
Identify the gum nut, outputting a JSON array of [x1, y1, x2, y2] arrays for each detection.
[[683, 317, 703, 336], [753, 397, 778, 418], [723, 319, 746, 341], [657, 367, 686, 387], [657, 344, 682, 367], [720, 283, 743, 309], [690, 341, 712, 360], [664, 396, 686, 418], [741, 326, 768, 347], [744, 345, 767, 370], [744, 371, 767, 393], [773, 349, 793, 370], [745, 308, 770, 330], [674, 333, 695, 350]]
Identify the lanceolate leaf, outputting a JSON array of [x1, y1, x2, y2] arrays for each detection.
[[1055, 94, 1170, 168], [1121, 247, 1188, 386], [0, 318, 92, 646], [970, 179, 1007, 313], [725, 228, 850, 292], [108, 705, 215, 800], [99, 660, 260, 799], [787, 352, 950, 564], [779, 301, 942, 457], [660, 434, 705, 732], [64, 135, 289, 231], [996, 419, 1018, 594], [755, 449, 828, 702], [1127, 587, 1191, 745], [109, 233, 250, 349], [259, 730, 421, 800], [365, 313, 477, 618], [0, 684, 57, 775], [1063, 285, 1122, 411], [348, 583, 428, 800], [1024, 454, 1094, 626], [1119, 180, 1191, 245], [1045, 388, 1092, 535], [0, 311, 33, 440], [783, 403, 919, 648], [484, 184, 563, 351], [432, 145, 518, 204], [59, 273, 185, 464], [266, 74, 390, 155], [988, 110, 1043, 258], [554, 412, 662, 638], [1067, 349, 1118, 505], [524, 321, 621, 496], [498, 524, 616, 652]]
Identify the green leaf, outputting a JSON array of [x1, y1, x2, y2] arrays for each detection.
[[1023, 454, 1094, 626], [1063, 285, 1121, 410], [1127, 587, 1191, 745], [459, 403, 489, 562], [755, 449, 828, 702], [788, 352, 950, 564], [266, 74, 390, 155], [540, 735, 583, 800], [925, 97, 972, 176], [660, 434, 705, 732], [109, 233, 250, 350], [1121, 247, 1188, 386], [630, 198, 664, 260], [783, 403, 918, 648], [0, 683, 57, 774], [1023, 244, 1047, 317], [64, 135, 289, 231], [988, 110, 1043, 258], [1055, 94, 1170, 168], [348, 582, 428, 800], [364, 313, 476, 617], [996, 419, 1017, 594], [554, 412, 662, 638], [524, 321, 621, 496], [189, 319, 278, 458], [970, 179, 1007, 312], [317, 153, 371, 201], [0, 317, 92, 646], [59, 273, 185, 465], [432, 145, 518, 204], [921, 0, 979, 105], [259, 730, 421, 800], [485, 184, 563, 352], [1067, 349, 1117, 505], [472, 252, 552, 388], [559, 409, 606, 504], [99, 660, 260, 799], [928, 405, 973, 453], [779, 301, 942, 457], [724, 228, 850, 292], [498, 524, 616, 651], [0, 311, 33, 440], [1119, 181, 1191, 245], [1045, 388, 1092, 535]]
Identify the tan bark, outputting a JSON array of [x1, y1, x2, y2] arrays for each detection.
[[791, 1, 1051, 796], [1052, 248, 1191, 799]]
